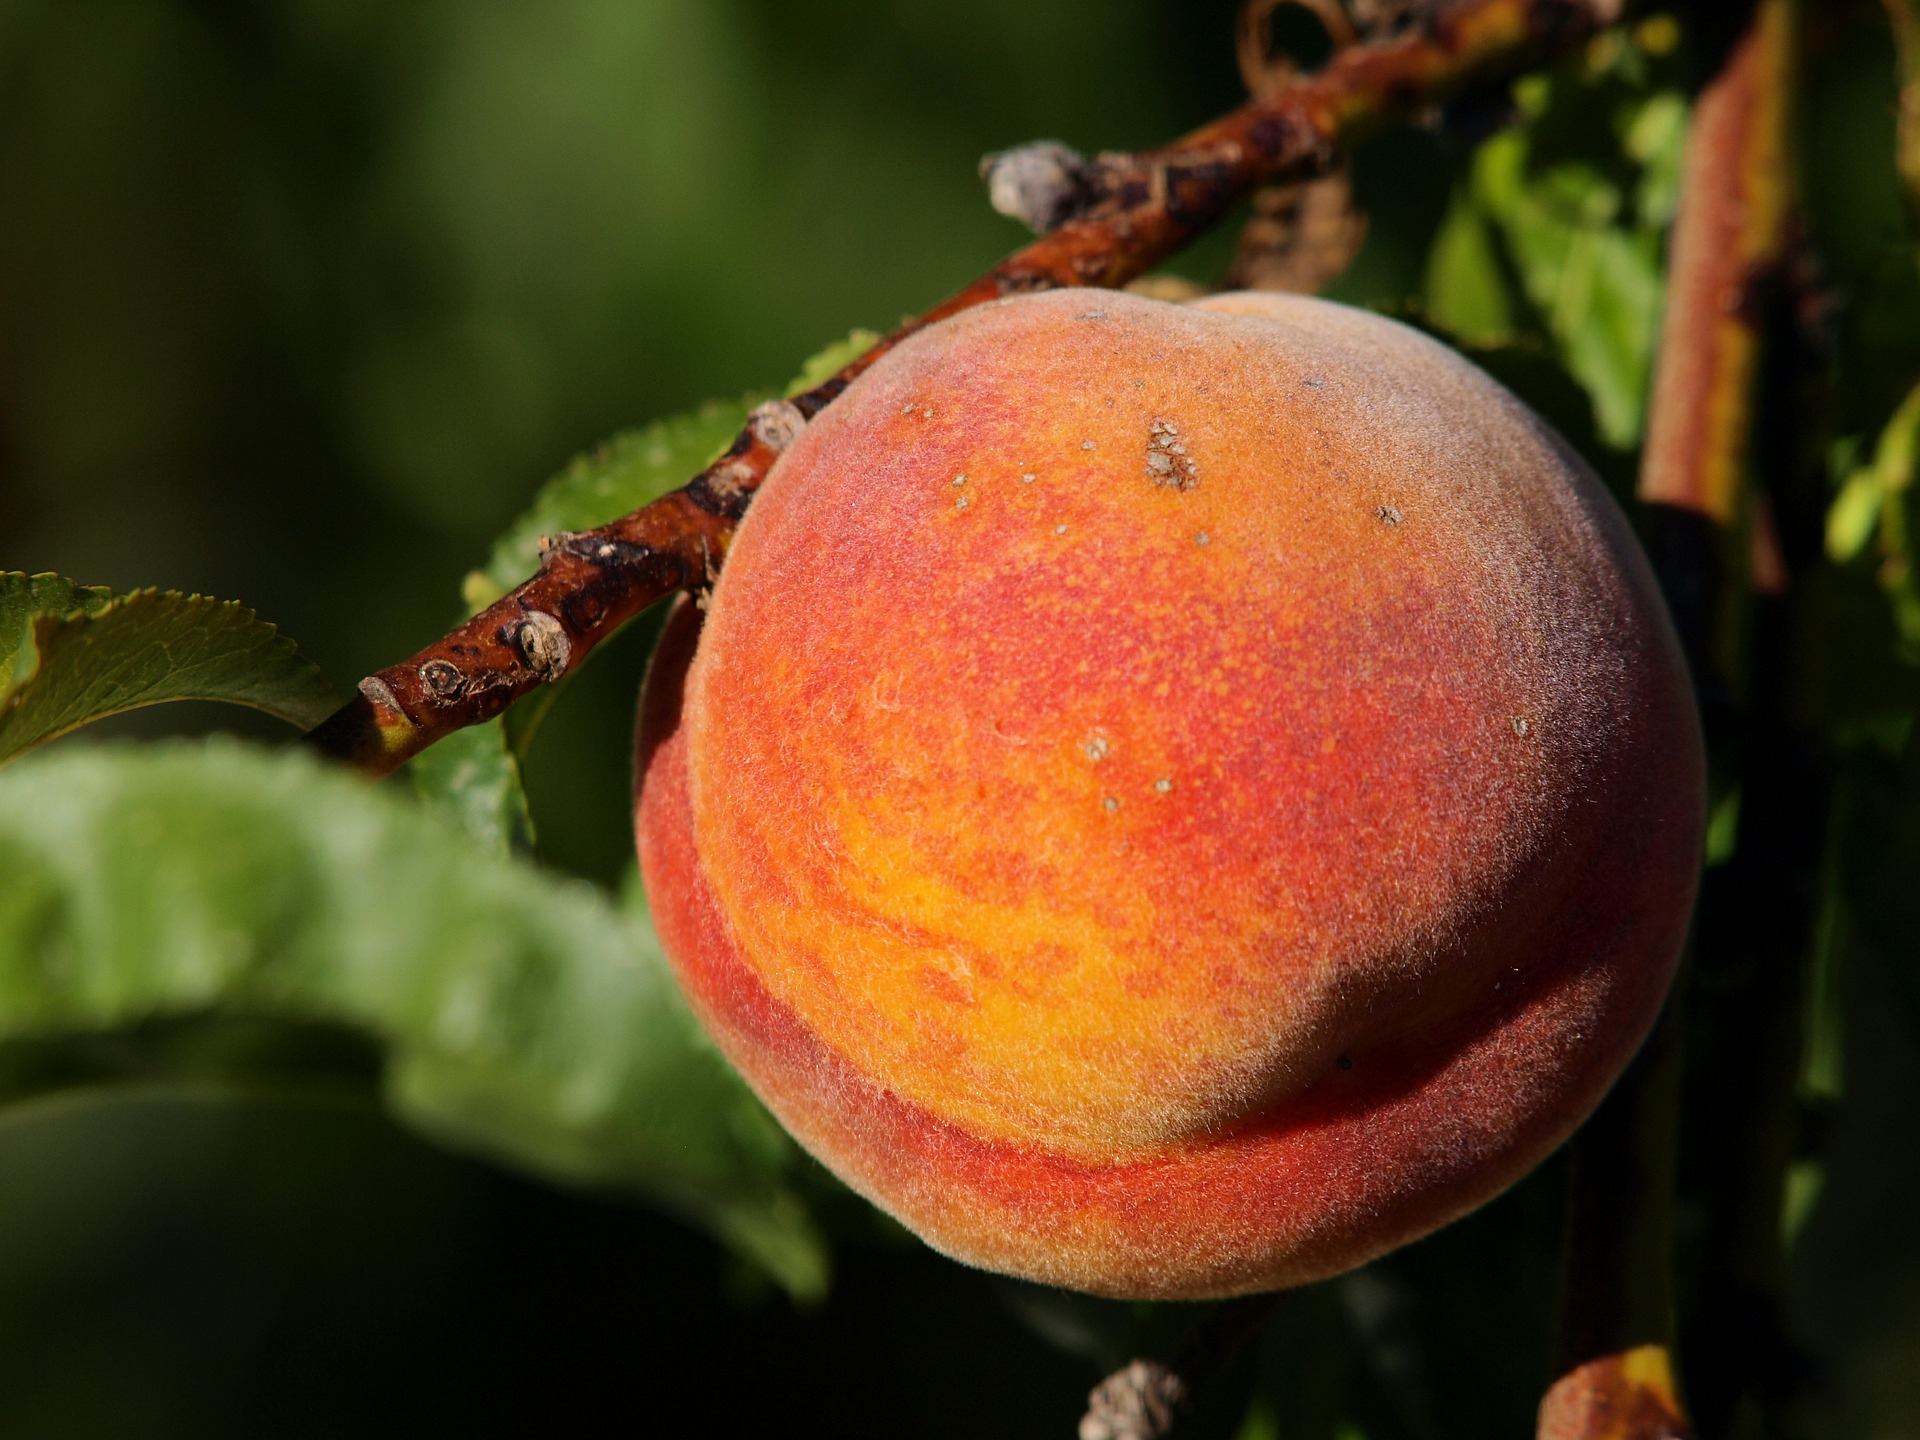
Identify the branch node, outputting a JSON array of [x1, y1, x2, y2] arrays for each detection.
[[981, 141, 1097, 232], [419, 659, 467, 699], [748, 397, 808, 453], [504, 610, 571, 680], [358, 676, 400, 710], [1079, 1360, 1188, 1440]]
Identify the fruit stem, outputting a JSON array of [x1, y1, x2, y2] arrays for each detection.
[[306, 0, 1631, 778]]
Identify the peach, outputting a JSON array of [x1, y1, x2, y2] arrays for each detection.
[[635, 289, 1703, 1299]]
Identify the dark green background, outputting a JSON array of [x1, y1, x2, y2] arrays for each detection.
[[2, 2, 1917, 1436]]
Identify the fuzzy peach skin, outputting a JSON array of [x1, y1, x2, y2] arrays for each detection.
[[635, 289, 1704, 1299]]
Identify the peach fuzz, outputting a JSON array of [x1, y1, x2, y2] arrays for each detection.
[[635, 288, 1703, 1299]]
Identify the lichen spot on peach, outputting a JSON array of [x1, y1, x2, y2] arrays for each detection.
[[636, 288, 1703, 1299]]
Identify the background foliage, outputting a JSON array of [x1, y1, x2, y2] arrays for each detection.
[[0, 1, 1916, 1436]]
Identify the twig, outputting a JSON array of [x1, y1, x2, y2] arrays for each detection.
[[1225, 0, 1370, 293], [1079, 1295, 1283, 1440], [307, 0, 1629, 777], [1538, 5, 1805, 1438]]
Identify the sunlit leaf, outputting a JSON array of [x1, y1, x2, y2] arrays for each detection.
[[0, 575, 337, 766], [1424, 197, 1517, 343], [1829, 473, 1886, 562], [1426, 49, 1686, 452]]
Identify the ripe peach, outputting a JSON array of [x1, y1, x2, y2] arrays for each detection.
[[634, 289, 1703, 1299]]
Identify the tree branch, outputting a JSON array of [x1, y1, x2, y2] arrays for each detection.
[[307, 0, 1628, 777]]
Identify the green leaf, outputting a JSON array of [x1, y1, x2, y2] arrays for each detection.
[[432, 401, 750, 847], [1551, 226, 1664, 449], [409, 720, 534, 856], [0, 572, 113, 686], [1425, 195, 1518, 343], [1429, 52, 1687, 452], [1824, 382, 1920, 648], [1828, 471, 1887, 562], [0, 739, 827, 1300], [1625, 91, 1688, 227], [784, 328, 881, 397], [0, 576, 339, 766]]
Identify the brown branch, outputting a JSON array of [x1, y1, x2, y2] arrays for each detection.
[[1225, 165, 1370, 292], [1539, 5, 1803, 1438], [307, 0, 1628, 778], [1228, 1, 1371, 294]]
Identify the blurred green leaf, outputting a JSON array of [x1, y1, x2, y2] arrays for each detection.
[[1472, 137, 1666, 448], [1829, 472, 1887, 562], [784, 328, 880, 397], [1826, 381, 1920, 650], [0, 739, 827, 1299], [0, 575, 338, 766], [1424, 199, 1517, 343], [1625, 91, 1687, 227], [410, 721, 535, 857]]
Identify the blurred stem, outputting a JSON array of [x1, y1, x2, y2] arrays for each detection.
[[1539, 5, 1807, 1438], [1538, 1003, 1692, 1439], [308, 0, 1631, 780], [1884, 0, 1920, 229], [1079, 1295, 1282, 1440], [1675, 210, 1835, 1432]]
